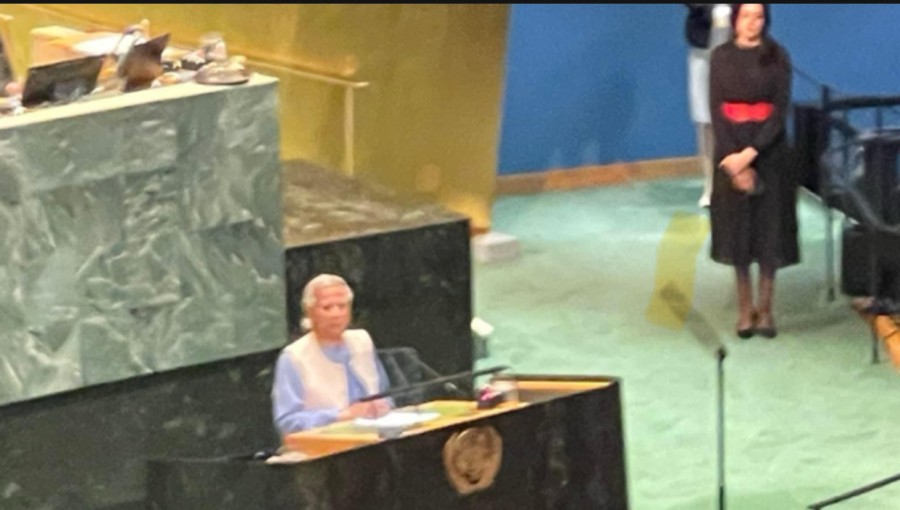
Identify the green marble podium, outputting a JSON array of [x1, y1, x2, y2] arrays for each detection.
[[0, 75, 286, 405]]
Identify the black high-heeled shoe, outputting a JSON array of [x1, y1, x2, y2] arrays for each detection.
[[736, 312, 755, 339], [736, 326, 755, 339], [755, 313, 777, 339], [756, 325, 777, 338]]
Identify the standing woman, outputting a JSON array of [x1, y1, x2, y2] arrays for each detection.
[[709, 4, 798, 338]]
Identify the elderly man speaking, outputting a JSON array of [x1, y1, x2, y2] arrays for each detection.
[[272, 274, 391, 435]]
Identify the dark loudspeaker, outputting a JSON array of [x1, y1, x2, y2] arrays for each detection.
[[841, 225, 871, 297], [842, 224, 900, 301]]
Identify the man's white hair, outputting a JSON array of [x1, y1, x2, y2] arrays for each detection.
[[300, 274, 354, 331]]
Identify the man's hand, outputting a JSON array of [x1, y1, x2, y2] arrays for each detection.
[[337, 399, 392, 421], [337, 401, 376, 421], [370, 398, 391, 418]]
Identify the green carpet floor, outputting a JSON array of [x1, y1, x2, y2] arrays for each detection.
[[473, 177, 900, 510]]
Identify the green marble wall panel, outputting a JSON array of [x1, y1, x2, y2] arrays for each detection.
[[0, 76, 285, 405]]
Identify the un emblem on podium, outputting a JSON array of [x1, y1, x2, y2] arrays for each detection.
[[443, 426, 503, 495]]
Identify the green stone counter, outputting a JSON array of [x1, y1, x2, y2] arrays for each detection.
[[0, 75, 285, 405]]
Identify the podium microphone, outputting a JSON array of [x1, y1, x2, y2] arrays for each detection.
[[358, 365, 509, 403], [411, 356, 470, 399]]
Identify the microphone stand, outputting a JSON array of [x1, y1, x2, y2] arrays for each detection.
[[659, 282, 728, 510], [716, 346, 726, 510], [807, 471, 900, 509]]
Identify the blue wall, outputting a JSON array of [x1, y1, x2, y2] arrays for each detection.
[[777, 5, 900, 98], [498, 4, 900, 175]]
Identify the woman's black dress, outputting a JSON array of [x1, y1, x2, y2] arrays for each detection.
[[709, 39, 799, 268]]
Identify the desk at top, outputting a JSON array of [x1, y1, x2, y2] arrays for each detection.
[[147, 376, 629, 510]]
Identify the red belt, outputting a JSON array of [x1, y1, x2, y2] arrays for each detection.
[[721, 101, 774, 122]]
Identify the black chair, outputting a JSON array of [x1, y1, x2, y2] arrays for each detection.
[[375, 347, 471, 405]]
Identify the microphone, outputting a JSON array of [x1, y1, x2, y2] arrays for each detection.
[[443, 381, 466, 398], [358, 365, 509, 403]]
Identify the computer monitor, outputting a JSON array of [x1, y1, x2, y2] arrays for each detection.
[[21, 55, 104, 107], [118, 32, 170, 92]]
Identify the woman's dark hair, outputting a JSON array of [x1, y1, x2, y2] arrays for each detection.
[[730, 3, 770, 36], [730, 4, 780, 66]]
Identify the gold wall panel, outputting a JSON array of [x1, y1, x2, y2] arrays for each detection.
[[1, 4, 508, 230]]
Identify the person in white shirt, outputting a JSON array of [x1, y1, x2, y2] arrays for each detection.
[[686, 4, 733, 207], [271, 274, 391, 436]]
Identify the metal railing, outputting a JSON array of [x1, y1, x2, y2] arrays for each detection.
[[245, 59, 369, 176]]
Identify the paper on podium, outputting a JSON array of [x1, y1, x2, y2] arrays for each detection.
[[353, 410, 440, 429], [265, 450, 308, 465]]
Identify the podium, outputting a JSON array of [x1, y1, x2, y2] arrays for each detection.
[[146, 376, 629, 510]]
